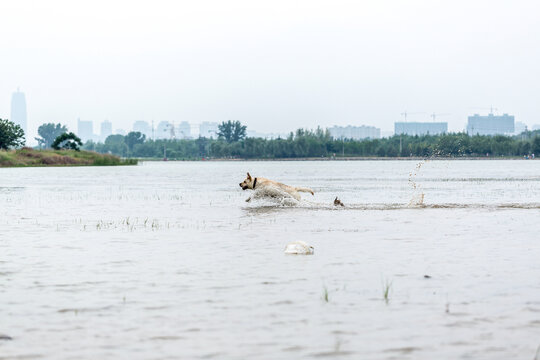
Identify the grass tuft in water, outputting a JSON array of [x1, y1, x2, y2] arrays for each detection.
[[334, 338, 342, 352], [382, 278, 392, 304], [323, 286, 329, 302]]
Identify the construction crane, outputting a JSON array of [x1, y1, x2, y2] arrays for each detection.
[[400, 111, 425, 122], [398, 111, 423, 155], [430, 113, 451, 121], [398, 111, 425, 155], [162, 122, 176, 161], [160, 122, 176, 140], [470, 107, 498, 115]]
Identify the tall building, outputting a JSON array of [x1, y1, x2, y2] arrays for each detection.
[[329, 125, 381, 140], [156, 121, 172, 139], [100, 120, 112, 142], [394, 122, 447, 136], [199, 122, 219, 138], [77, 118, 94, 142], [178, 121, 191, 139], [466, 113, 514, 136], [10, 88, 27, 140], [514, 121, 527, 135], [133, 121, 152, 138]]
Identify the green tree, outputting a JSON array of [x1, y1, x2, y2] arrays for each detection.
[[95, 134, 128, 156], [532, 136, 540, 155], [51, 132, 83, 151], [125, 131, 146, 152], [217, 120, 247, 143], [0, 118, 25, 150], [196, 136, 209, 157], [35, 123, 68, 148], [105, 134, 126, 146]]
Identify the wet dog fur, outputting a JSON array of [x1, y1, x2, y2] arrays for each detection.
[[239, 172, 314, 202]]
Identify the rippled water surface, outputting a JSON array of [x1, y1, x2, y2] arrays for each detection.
[[1, 160, 540, 359]]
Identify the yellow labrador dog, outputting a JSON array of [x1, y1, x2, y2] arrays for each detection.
[[239, 172, 314, 202]]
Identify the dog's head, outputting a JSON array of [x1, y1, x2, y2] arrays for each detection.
[[334, 197, 344, 206], [239, 172, 254, 190]]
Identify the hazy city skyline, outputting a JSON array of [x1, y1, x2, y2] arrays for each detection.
[[5, 88, 532, 144], [1, 0, 540, 141]]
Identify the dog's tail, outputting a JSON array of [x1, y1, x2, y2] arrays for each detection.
[[295, 187, 314, 195]]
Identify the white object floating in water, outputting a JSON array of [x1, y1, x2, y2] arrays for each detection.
[[284, 241, 314, 255]]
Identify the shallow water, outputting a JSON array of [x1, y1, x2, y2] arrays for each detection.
[[1, 160, 540, 359]]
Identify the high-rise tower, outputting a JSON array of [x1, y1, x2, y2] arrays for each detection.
[[10, 88, 27, 139], [100, 120, 113, 141], [77, 118, 94, 142]]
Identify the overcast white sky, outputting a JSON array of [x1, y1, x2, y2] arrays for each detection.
[[1, 0, 539, 140]]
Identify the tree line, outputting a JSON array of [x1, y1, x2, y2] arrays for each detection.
[[2, 118, 539, 158], [83, 125, 540, 159]]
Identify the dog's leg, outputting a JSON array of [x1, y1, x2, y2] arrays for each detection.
[[295, 187, 315, 195], [245, 197, 251, 202]]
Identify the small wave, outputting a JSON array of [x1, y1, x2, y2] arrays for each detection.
[[351, 202, 540, 210], [424, 177, 540, 182], [244, 202, 540, 211], [0, 186, 25, 193], [58, 305, 116, 313], [312, 177, 540, 182]]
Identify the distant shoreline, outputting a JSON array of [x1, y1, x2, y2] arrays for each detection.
[[138, 156, 535, 162]]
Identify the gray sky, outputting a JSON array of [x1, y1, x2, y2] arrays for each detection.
[[1, 0, 539, 141]]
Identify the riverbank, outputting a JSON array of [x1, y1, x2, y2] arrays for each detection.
[[136, 155, 533, 161], [206, 156, 533, 161], [0, 148, 137, 167]]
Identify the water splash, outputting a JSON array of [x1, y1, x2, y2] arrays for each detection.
[[247, 186, 301, 206], [408, 192, 425, 207], [408, 160, 426, 207]]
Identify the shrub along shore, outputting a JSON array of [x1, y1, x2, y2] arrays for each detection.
[[0, 148, 137, 167]]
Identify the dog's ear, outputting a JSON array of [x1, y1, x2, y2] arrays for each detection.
[[247, 172, 252, 179]]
